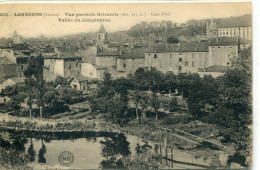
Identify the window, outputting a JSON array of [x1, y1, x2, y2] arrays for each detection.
[[170, 53, 172, 59], [148, 53, 151, 56], [123, 63, 126, 68], [185, 61, 188, 66], [179, 53, 182, 55], [178, 66, 182, 72], [68, 64, 71, 69], [154, 54, 157, 59], [192, 53, 194, 59], [218, 47, 220, 48], [227, 62, 230, 65], [179, 58, 182, 62], [21, 65, 23, 70], [192, 61, 195, 67]]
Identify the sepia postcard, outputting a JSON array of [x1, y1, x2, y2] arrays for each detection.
[[0, 1, 254, 169]]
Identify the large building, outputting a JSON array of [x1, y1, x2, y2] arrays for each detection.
[[218, 26, 252, 40], [145, 41, 210, 74], [206, 16, 252, 40], [145, 37, 241, 74]]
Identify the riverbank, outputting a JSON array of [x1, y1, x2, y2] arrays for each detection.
[[0, 114, 234, 169]]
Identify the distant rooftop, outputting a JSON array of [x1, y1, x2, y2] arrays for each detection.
[[96, 49, 120, 57]]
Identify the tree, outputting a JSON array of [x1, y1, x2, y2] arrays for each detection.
[[167, 36, 178, 44], [131, 90, 142, 122], [25, 78, 37, 118], [169, 97, 179, 112], [151, 92, 160, 121], [35, 76, 46, 119]]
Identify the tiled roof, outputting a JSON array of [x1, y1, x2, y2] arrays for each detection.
[[12, 43, 30, 51], [9, 77, 25, 84], [72, 74, 97, 82], [146, 41, 209, 53], [43, 46, 55, 53], [118, 48, 145, 59], [209, 37, 239, 46], [43, 52, 82, 59], [0, 57, 15, 65], [96, 50, 120, 56], [146, 42, 179, 53]]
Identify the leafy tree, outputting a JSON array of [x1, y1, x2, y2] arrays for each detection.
[[25, 78, 37, 118], [167, 36, 178, 44], [151, 92, 160, 120]]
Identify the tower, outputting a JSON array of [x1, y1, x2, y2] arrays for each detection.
[[206, 17, 218, 38], [13, 31, 23, 44], [96, 23, 108, 46]]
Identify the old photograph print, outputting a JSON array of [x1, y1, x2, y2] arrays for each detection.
[[0, 2, 252, 169]]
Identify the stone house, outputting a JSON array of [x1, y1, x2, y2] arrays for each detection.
[[208, 37, 239, 67], [0, 57, 18, 83], [0, 77, 25, 91], [43, 55, 82, 81], [0, 43, 31, 77], [69, 74, 97, 91], [96, 50, 120, 68], [145, 37, 244, 75], [117, 48, 145, 73]]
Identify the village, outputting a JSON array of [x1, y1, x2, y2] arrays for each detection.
[[0, 14, 252, 169]]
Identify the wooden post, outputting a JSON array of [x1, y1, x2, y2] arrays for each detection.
[[165, 145, 168, 165], [171, 146, 174, 167]]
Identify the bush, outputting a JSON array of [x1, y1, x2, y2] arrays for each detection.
[[161, 114, 193, 125]]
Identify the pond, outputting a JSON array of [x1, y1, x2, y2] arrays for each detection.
[[0, 129, 214, 169], [0, 130, 156, 169]]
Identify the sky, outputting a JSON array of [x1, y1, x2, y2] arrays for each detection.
[[0, 2, 252, 38]]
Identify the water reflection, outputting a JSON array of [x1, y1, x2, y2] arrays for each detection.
[[38, 139, 46, 163], [0, 130, 142, 169], [99, 133, 131, 169], [28, 138, 36, 162]]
